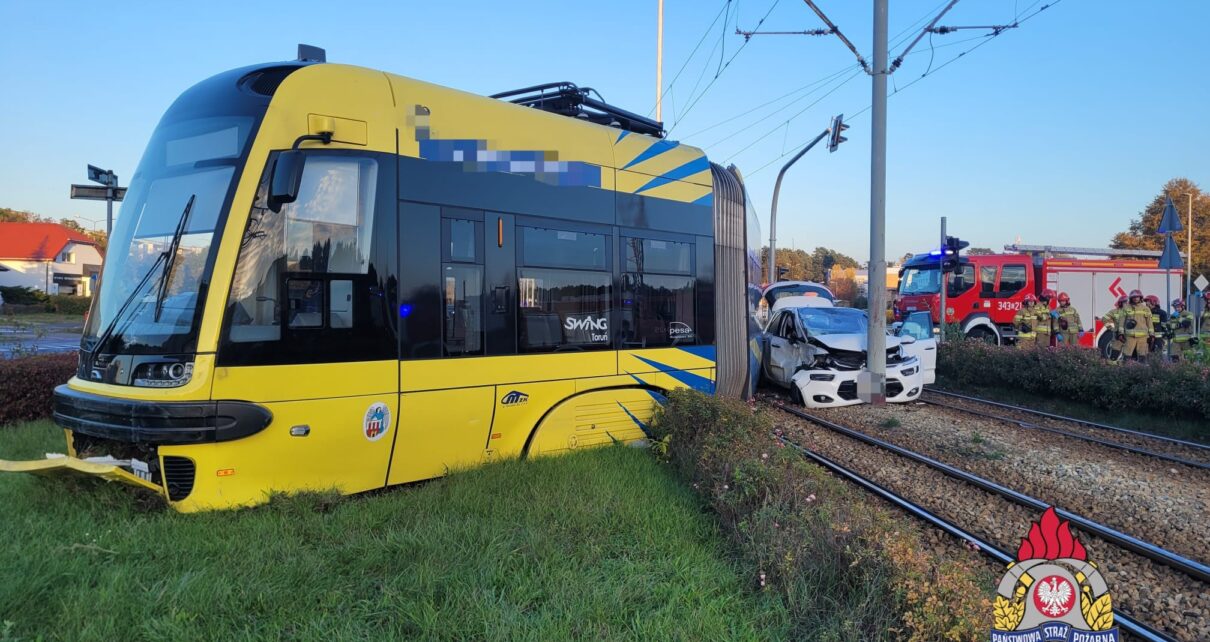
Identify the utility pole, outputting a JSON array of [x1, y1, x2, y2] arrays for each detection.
[[1186, 192, 1194, 304], [656, 0, 664, 123], [864, 0, 889, 405]]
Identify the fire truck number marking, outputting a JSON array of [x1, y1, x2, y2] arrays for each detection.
[[996, 301, 1022, 311]]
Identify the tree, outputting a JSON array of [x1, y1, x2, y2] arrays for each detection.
[[0, 207, 36, 223], [967, 247, 996, 255], [761, 246, 861, 283], [1111, 178, 1208, 281]]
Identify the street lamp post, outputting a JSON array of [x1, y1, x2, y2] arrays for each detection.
[[1186, 192, 1194, 304]]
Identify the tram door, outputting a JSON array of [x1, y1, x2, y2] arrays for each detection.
[[212, 150, 400, 503], [388, 203, 501, 484]]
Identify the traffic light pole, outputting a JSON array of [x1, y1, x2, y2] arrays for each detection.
[[938, 216, 946, 343], [864, 0, 889, 405], [767, 127, 830, 285]]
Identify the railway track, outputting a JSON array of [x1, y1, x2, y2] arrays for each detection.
[[766, 400, 1208, 642], [919, 393, 1210, 471], [925, 389, 1210, 465]]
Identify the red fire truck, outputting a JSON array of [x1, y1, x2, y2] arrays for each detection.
[[893, 245, 1183, 354]]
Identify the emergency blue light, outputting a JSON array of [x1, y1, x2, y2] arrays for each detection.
[[398, 304, 413, 318]]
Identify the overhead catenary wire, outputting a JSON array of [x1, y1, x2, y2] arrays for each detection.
[[743, 0, 1064, 177], [647, 0, 731, 118], [667, 0, 782, 135]]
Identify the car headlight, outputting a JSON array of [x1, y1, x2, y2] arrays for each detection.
[[132, 361, 194, 388], [901, 366, 918, 377]]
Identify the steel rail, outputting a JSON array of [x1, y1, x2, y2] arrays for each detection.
[[926, 389, 1210, 453], [921, 397, 1210, 470], [769, 402, 1210, 585], [776, 434, 1177, 642]]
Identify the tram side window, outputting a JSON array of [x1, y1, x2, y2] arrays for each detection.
[[621, 237, 696, 347], [516, 225, 611, 352], [226, 155, 378, 342], [442, 215, 484, 356]]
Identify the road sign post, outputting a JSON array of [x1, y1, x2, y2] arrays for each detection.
[[72, 165, 124, 236]]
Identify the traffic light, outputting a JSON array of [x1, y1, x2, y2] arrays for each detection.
[[940, 235, 969, 273], [777, 266, 790, 280], [822, 255, 835, 271], [828, 114, 848, 153]]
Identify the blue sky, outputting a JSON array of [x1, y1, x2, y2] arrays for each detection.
[[1, 1, 1206, 262]]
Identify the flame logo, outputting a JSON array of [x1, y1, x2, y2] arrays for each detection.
[[1017, 507, 1087, 561]]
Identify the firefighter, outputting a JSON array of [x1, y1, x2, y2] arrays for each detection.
[[1036, 288, 1057, 347], [1121, 290, 1153, 359], [1014, 294, 1039, 348], [1055, 292, 1082, 346], [1168, 298, 1195, 360], [1145, 294, 1169, 354], [1101, 294, 1128, 359], [1201, 291, 1210, 345]]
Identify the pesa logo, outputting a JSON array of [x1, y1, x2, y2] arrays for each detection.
[[501, 390, 529, 406]]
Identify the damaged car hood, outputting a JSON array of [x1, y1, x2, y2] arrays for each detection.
[[812, 333, 904, 353]]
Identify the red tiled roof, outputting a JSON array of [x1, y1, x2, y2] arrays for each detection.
[[0, 222, 97, 261]]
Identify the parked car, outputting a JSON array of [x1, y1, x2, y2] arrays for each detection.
[[763, 298, 936, 408]]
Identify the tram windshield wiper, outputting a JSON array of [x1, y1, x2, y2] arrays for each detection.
[[90, 195, 196, 355], [154, 194, 196, 322]]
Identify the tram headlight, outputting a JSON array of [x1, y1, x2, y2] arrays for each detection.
[[132, 361, 194, 387]]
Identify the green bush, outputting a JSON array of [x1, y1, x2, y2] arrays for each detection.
[[937, 340, 1210, 420], [0, 286, 47, 306], [651, 389, 991, 641], [43, 294, 92, 315], [0, 352, 77, 426]]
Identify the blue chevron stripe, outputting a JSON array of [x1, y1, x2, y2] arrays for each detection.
[[622, 140, 680, 169], [691, 192, 714, 207], [634, 157, 711, 193], [633, 355, 715, 394], [616, 130, 630, 143], [677, 345, 717, 363], [616, 402, 653, 438], [626, 372, 669, 405]]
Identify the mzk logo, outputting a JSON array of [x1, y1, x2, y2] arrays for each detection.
[[991, 507, 1117, 642], [501, 390, 529, 406]]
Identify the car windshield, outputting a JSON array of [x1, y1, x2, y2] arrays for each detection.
[[899, 266, 940, 295], [796, 308, 868, 335]]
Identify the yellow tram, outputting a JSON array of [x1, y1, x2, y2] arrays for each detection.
[[1, 47, 763, 512]]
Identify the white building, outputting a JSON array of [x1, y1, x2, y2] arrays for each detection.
[[0, 222, 103, 296]]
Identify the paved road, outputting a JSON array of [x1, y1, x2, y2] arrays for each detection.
[[0, 322, 83, 358]]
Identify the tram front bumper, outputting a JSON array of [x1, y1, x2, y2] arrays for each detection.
[[0, 453, 163, 493]]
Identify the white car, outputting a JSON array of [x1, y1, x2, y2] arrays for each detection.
[[763, 301, 936, 408]]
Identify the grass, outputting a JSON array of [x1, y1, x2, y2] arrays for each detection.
[[934, 376, 1210, 444], [0, 421, 787, 642]]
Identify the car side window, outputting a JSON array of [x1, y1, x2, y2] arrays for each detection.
[[900, 311, 934, 341]]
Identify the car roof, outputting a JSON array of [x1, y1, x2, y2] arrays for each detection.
[[771, 296, 836, 312]]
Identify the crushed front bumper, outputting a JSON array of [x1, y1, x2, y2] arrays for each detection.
[[791, 359, 924, 408]]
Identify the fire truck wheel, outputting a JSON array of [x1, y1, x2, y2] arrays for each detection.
[[966, 326, 999, 345]]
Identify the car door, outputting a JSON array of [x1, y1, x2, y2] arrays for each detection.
[[897, 311, 936, 384], [766, 311, 805, 386]]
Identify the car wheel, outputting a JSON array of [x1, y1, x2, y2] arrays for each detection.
[[966, 326, 998, 345]]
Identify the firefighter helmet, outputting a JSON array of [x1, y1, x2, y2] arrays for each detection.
[[1023, 294, 1038, 304], [1057, 292, 1071, 304], [1144, 295, 1160, 307], [1173, 298, 1185, 310], [1204, 290, 1210, 302], [1040, 288, 1056, 300], [1115, 295, 1127, 307], [1128, 289, 1143, 300]]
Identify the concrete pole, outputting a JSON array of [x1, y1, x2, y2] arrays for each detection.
[[1187, 192, 1194, 304], [938, 216, 947, 343], [656, 0, 664, 123], [864, 0, 889, 404]]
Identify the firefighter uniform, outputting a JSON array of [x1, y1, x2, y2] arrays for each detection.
[[1034, 303, 1054, 347], [1056, 305, 1081, 347], [1101, 304, 1126, 356], [1169, 309, 1196, 359], [1122, 302, 1153, 358], [1014, 305, 1038, 348], [1200, 305, 1210, 344]]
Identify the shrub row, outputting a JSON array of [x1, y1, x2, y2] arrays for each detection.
[[43, 294, 92, 315], [937, 340, 1210, 421], [651, 389, 991, 641], [0, 352, 76, 426], [0, 286, 47, 305]]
